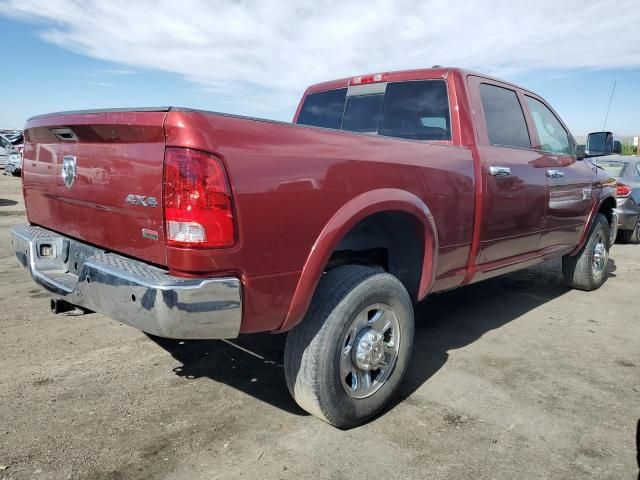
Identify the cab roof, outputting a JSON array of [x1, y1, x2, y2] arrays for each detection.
[[304, 66, 531, 96]]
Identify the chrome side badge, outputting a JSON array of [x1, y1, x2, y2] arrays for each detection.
[[125, 194, 158, 207], [62, 155, 77, 189], [582, 187, 593, 200]]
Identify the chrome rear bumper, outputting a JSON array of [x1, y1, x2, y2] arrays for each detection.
[[10, 224, 242, 339]]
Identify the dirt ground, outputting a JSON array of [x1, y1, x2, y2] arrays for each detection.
[[0, 172, 638, 480]]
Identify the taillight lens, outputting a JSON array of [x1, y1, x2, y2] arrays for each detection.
[[616, 183, 631, 198], [163, 147, 235, 248]]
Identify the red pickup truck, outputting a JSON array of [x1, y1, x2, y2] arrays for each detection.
[[11, 67, 620, 428]]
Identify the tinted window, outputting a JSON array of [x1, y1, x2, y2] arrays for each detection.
[[297, 88, 347, 129], [379, 80, 451, 140], [342, 94, 384, 133], [479, 84, 530, 149], [525, 96, 573, 155], [297, 80, 451, 141]]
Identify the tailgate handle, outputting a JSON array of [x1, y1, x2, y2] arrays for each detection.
[[50, 128, 78, 142]]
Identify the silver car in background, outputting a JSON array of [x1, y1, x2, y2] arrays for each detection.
[[0, 131, 24, 176], [596, 155, 640, 243], [4, 148, 22, 176], [0, 134, 10, 169]]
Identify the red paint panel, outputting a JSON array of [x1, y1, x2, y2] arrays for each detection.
[[23, 111, 168, 265], [163, 100, 475, 330], [22, 73, 477, 334]]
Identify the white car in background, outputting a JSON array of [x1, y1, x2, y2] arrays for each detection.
[[1, 131, 24, 176]]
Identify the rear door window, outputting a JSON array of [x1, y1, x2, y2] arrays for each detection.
[[479, 84, 531, 149], [379, 80, 451, 140], [296, 80, 451, 141]]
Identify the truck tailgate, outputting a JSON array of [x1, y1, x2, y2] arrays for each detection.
[[23, 109, 169, 266]]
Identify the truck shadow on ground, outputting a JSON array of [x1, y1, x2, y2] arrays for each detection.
[[150, 257, 617, 421]]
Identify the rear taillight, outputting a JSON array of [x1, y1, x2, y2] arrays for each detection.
[[616, 183, 631, 198], [163, 147, 235, 248]]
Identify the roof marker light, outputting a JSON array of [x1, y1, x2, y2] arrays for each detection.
[[349, 73, 388, 86]]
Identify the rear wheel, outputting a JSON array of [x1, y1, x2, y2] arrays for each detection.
[[284, 265, 414, 429], [621, 215, 640, 244], [562, 213, 610, 291]]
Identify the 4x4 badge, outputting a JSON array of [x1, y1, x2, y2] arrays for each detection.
[[125, 194, 158, 207]]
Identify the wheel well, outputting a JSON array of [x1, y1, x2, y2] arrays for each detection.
[[598, 196, 616, 225], [325, 211, 424, 300]]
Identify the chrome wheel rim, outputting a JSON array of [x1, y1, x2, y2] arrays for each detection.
[[339, 303, 400, 399], [591, 230, 608, 278]]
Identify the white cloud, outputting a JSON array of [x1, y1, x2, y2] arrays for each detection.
[[102, 69, 139, 75], [3, 0, 640, 118]]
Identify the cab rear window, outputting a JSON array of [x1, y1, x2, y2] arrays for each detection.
[[296, 88, 347, 129], [296, 80, 451, 141]]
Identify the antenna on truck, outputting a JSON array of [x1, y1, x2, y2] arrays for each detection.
[[602, 80, 617, 130]]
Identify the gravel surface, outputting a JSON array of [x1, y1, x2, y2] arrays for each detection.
[[0, 173, 638, 479]]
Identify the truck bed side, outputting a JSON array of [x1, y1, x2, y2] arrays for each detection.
[[163, 110, 475, 332]]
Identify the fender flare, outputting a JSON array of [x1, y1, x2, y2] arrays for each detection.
[[277, 188, 438, 332], [569, 187, 616, 256]]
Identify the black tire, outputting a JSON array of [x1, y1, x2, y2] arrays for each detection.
[[284, 265, 414, 429], [621, 216, 640, 244], [562, 213, 611, 291]]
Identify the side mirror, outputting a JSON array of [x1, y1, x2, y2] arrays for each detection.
[[586, 131, 616, 156], [576, 144, 586, 158]]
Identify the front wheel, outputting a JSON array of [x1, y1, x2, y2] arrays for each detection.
[[284, 265, 414, 429], [562, 213, 611, 291]]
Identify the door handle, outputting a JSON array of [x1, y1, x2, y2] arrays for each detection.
[[546, 169, 565, 178], [489, 166, 511, 177]]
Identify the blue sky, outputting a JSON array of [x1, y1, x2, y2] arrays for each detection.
[[2, 1, 639, 136]]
